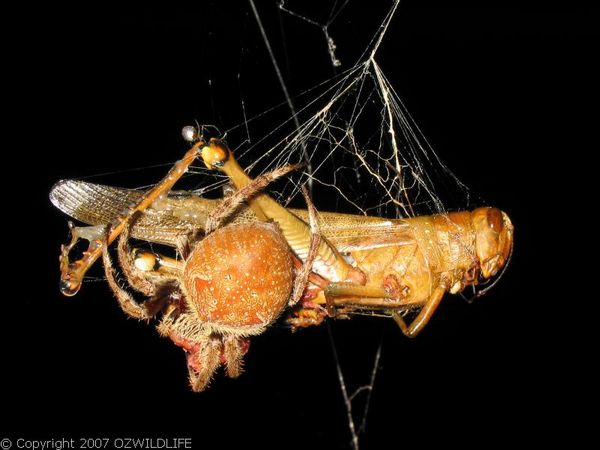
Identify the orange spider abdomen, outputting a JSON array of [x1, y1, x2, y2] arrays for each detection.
[[183, 223, 294, 336]]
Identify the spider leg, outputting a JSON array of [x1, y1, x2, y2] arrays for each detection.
[[174, 230, 202, 260], [60, 140, 207, 296], [223, 336, 246, 379], [104, 213, 186, 320], [289, 186, 321, 307], [102, 234, 153, 321], [145, 282, 181, 317], [116, 213, 158, 297], [204, 163, 301, 234], [188, 336, 222, 392]]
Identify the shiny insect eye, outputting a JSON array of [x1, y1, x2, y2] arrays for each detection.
[[487, 208, 504, 232]]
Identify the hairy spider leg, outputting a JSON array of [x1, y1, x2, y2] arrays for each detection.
[[59, 140, 206, 296]]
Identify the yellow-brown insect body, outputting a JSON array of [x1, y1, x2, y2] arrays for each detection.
[[349, 208, 513, 308]]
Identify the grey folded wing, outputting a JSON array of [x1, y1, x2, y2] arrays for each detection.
[[49, 180, 199, 247]]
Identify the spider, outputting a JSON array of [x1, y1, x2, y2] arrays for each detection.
[[93, 132, 319, 392]]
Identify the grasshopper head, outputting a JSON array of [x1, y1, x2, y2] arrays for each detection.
[[471, 207, 514, 279]]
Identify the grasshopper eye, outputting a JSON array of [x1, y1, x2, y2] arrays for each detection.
[[182, 125, 199, 143], [487, 208, 504, 233]]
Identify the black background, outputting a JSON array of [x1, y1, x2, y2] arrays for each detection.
[[5, 2, 596, 448]]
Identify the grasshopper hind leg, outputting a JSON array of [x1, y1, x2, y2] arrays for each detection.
[[323, 282, 447, 338], [391, 286, 446, 338]]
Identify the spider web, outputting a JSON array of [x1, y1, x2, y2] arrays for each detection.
[[174, 2, 471, 448], [60, 2, 474, 447], [186, 2, 471, 222]]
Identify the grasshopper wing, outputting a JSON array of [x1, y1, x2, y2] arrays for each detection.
[[50, 180, 198, 247], [50, 180, 415, 252]]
